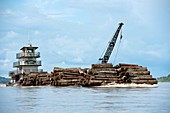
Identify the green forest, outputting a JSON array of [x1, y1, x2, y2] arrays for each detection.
[[157, 74, 170, 82]]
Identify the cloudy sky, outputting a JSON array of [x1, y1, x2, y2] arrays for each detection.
[[0, 0, 169, 78]]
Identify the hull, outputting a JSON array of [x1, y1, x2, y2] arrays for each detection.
[[94, 82, 158, 88]]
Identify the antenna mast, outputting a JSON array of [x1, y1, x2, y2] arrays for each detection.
[[28, 32, 32, 46]]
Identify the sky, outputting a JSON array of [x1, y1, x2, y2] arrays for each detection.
[[0, 0, 170, 78]]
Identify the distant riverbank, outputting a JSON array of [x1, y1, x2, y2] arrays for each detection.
[[157, 74, 170, 82], [0, 76, 10, 84]]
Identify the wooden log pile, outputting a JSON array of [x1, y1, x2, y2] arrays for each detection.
[[20, 72, 51, 86], [114, 63, 157, 84], [51, 67, 85, 86], [82, 63, 157, 86], [19, 63, 157, 86], [82, 63, 119, 86]]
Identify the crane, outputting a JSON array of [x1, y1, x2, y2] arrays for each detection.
[[99, 22, 124, 64]]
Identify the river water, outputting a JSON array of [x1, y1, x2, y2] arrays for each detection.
[[0, 82, 170, 113]]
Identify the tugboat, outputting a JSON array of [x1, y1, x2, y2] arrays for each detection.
[[8, 43, 43, 86]]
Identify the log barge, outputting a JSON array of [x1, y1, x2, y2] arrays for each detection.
[[9, 61, 158, 87], [8, 22, 158, 87]]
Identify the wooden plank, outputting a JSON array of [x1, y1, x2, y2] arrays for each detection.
[[98, 71, 117, 74]]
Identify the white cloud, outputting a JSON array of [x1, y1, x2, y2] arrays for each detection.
[[0, 59, 10, 70], [0, 31, 18, 44], [5, 31, 17, 38], [0, 9, 15, 16], [34, 30, 40, 35], [61, 61, 66, 65], [138, 50, 161, 58], [0, 59, 10, 64], [72, 56, 83, 63]]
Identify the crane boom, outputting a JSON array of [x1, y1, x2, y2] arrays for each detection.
[[99, 22, 124, 64]]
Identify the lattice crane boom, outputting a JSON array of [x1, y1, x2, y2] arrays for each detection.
[[99, 22, 124, 64]]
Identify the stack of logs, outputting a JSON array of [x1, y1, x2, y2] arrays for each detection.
[[114, 64, 157, 84], [19, 63, 157, 86], [81, 63, 118, 86], [20, 72, 51, 86], [51, 67, 85, 86]]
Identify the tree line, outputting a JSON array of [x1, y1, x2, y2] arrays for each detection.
[[157, 74, 170, 82]]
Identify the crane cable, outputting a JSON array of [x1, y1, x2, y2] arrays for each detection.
[[97, 38, 110, 63], [113, 30, 123, 65]]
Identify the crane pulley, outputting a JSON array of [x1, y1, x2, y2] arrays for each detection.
[[99, 22, 124, 64]]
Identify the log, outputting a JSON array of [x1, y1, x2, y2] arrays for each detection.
[[131, 79, 148, 84], [62, 76, 83, 79], [78, 68, 84, 74], [28, 74, 37, 77], [130, 75, 152, 80], [62, 74, 81, 76], [59, 82, 77, 86], [63, 72, 80, 75], [57, 79, 80, 83], [54, 67, 80, 73], [95, 74, 118, 78], [93, 77, 118, 81], [53, 67, 61, 71], [127, 67, 148, 72], [92, 68, 116, 74], [131, 79, 157, 84], [89, 80, 103, 83], [128, 71, 150, 75], [42, 80, 51, 85], [98, 71, 117, 74], [147, 79, 157, 84], [118, 64, 142, 69], [53, 72, 60, 75], [29, 72, 39, 75], [37, 77, 49, 80], [119, 63, 139, 66], [41, 78, 50, 81], [88, 80, 103, 86], [38, 74, 50, 78], [92, 63, 113, 68], [83, 68, 90, 73]]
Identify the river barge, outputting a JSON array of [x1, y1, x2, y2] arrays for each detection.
[[8, 22, 158, 87]]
